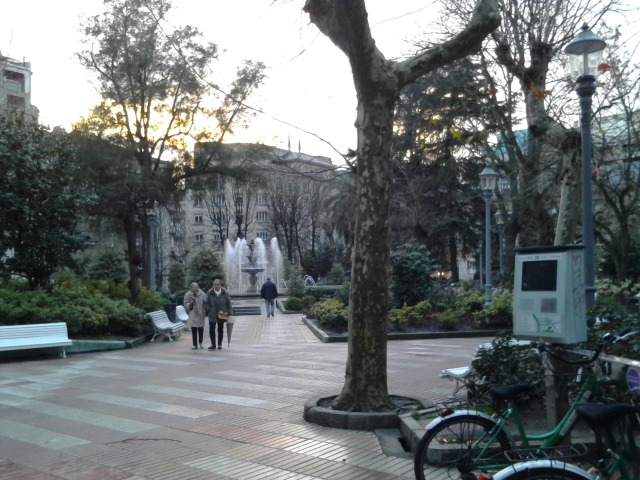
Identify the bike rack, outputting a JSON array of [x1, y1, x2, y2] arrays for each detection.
[[504, 443, 588, 463]]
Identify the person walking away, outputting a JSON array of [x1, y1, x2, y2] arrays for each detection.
[[205, 278, 232, 350], [260, 277, 278, 317], [184, 282, 207, 349]]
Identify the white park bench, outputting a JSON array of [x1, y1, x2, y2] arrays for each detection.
[[0, 322, 72, 358], [440, 339, 533, 399], [175, 304, 189, 323], [146, 310, 185, 342]]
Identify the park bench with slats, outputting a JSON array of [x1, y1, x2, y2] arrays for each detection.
[[0, 322, 72, 358], [146, 310, 185, 342]]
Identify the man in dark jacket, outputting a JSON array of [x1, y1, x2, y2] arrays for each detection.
[[260, 277, 278, 317], [204, 278, 232, 349]]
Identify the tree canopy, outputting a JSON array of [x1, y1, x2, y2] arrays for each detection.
[[0, 117, 96, 288], [75, 0, 264, 302]]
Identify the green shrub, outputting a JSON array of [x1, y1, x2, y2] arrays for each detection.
[[301, 295, 317, 312], [188, 248, 225, 290], [87, 247, 128, 283], [454, 290, 485, 317], [0, 281, 148, 336], [475, 290, 513, 328], [286, 264, 306, 298], [304, 285, 341, 300], [284, 297, 302, 311], [437, 309, 461, 330], [414, 300, 433, 316], [308, 298, 349, 329], [388, 304, 422, 331], [328, 263, 345, 284], [390, 243, 438, 307], [467, 332, 543, 401], [168, 262, 187, 293], [336, 281, 351, 306]]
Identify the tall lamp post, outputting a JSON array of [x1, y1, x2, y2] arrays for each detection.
[[480, 166, 498, 306], [564, 23, 606, 311], [495, 210, 505, 278], [147, 211, 158, 291]]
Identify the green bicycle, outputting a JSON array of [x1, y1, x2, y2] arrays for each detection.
[[489, 400, 640, 480], [413, 330, 636, 480]]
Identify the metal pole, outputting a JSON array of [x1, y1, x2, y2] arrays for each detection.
[[576, 74, 597, 310], [484, 190, 493, 305], [498, 225, 504, 277], [148, 212, 158, 291]]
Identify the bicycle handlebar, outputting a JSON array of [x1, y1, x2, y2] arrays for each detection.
[[537, 328, 637, 365]]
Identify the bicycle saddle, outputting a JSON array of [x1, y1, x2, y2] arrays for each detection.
[[488, 383, 532, 401], [575, 403, 638, 426]]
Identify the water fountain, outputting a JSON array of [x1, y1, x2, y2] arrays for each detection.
[[223, 237, 284, 295]]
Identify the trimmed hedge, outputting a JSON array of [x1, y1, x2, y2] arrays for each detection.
[[0, 280, 161, 337]]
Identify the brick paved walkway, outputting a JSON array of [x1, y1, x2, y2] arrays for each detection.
[[0, 299, 493, 479]]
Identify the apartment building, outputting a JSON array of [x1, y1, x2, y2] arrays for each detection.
[[184, 142, 338, 253], [0, 52, 38, 119]]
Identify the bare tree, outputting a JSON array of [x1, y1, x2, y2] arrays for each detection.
[[303, 0, 500, 411], [592, 26, 640, 280], [76, 0, 264, 302]]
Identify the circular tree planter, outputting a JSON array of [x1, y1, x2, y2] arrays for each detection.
[[304, 395, 423, 430]]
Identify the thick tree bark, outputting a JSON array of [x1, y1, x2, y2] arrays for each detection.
[[304, 0, 500, 412]]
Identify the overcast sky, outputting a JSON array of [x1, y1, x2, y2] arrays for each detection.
[[1, 0, 442, 164], [2, 1, 638, 164]]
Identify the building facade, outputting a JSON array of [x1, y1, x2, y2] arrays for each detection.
[[0, 52, 38, 119]]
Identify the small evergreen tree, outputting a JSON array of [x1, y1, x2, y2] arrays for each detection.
[[390, 243, 438, 307], [168, 262, 187, 293], [187, 248, 225, 291], [286, 263, 306, 298], [328, 263, 345, 285], [87, 247, 128, 283]]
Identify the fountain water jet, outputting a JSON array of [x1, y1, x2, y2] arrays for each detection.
[[223, 238, 284, 295]]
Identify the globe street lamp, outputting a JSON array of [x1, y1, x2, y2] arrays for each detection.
[[564, 23, 606, 311], [480, 166, 498, 305]]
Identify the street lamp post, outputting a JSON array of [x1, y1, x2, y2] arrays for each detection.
[[495, 210, 505, 278], [147, 211, 159, 291], [480, 166, 498, 306], [564, 23, 606, 311]]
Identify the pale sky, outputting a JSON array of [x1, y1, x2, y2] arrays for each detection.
[[3, 2, 637, 165], [0, 0, 439, 164]]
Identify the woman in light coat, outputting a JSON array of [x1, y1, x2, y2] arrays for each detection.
[[184, 282, 207, 349]]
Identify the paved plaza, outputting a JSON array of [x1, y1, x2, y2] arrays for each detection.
[[0, 299, 493, 479]]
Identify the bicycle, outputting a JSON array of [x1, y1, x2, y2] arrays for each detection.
[[489, 400, 640, 480], [413, 329, 636, 480]]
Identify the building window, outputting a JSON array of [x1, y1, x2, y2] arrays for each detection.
[[193, 195, 203, 207], [257, 232, 268, 240], [214, 195, 225, 206], [235, 195, 243, 206], [256, 193, 267, 205], [256, 211, 268, 223], [194, 215, 203, 224], [213, 213, 226, 224], [6, 95, 25, 109], [194, 233, 204, 243], [4, 71, 25, 92], [212, 232, 221, 241]]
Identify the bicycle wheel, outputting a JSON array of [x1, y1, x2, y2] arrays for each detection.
[[494, 466, 591, 479], [616, 418, 640, 480], [414, 414, 512, 479]]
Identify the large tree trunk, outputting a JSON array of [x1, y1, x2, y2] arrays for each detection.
[[304, 0, 500, 412], [333, 91, 396, 411]]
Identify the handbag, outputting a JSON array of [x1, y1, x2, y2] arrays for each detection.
[[189, 302, 194, 311], [217, 310, 229, 321]]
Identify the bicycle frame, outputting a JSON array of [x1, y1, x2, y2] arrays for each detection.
[[427, 362, 628, 472]]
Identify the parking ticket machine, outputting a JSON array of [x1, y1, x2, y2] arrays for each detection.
[[513, 245, 586, 344]]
